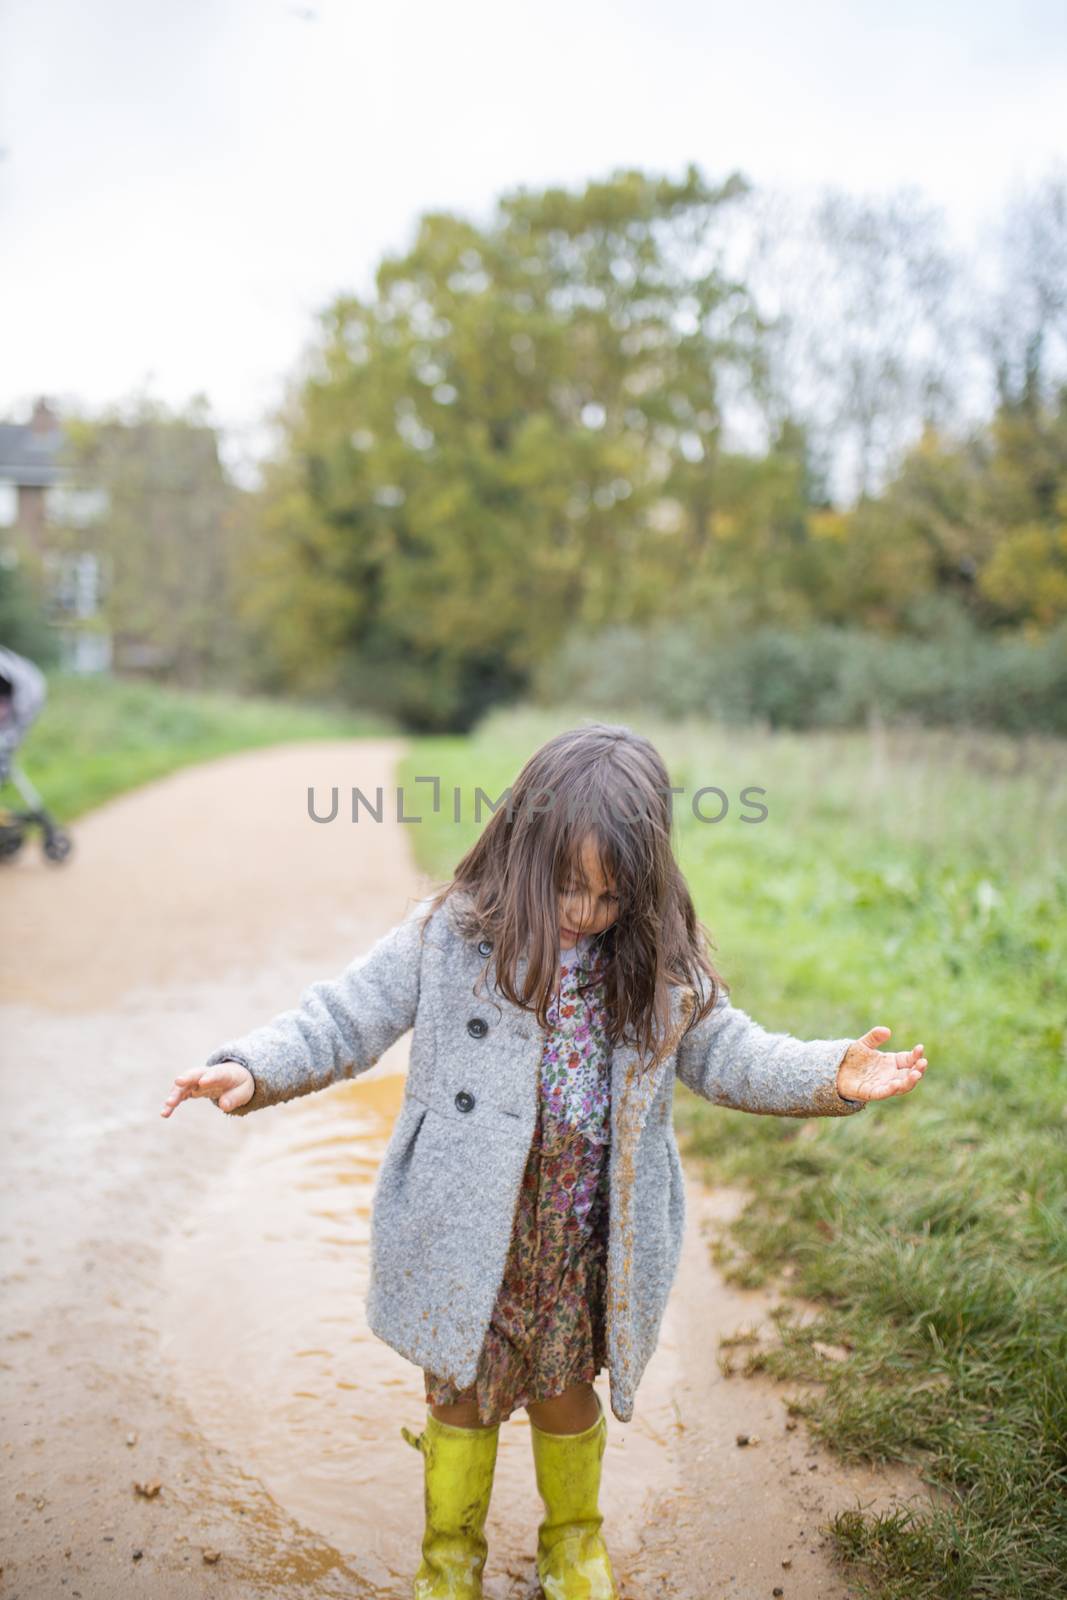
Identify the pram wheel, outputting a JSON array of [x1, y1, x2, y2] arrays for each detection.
[[0, 818, 25, 860], [43, 827, 73, 864]]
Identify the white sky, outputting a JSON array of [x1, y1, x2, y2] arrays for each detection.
[[2, 0, 1065, 485]]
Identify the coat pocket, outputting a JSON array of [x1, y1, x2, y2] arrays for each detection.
[[394, 1099, 429, 1175], [366, 1090, 529, 1373], [374, 1094, 429, 1195]]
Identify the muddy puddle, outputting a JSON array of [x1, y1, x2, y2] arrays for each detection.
[[158, 1067, 938, 1600]]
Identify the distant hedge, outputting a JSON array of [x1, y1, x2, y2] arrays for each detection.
[[532, 605, 1067, 734]]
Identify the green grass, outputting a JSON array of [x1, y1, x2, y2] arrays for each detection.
[[398, 705, 1067, 1600], [0, 671, 400, 822]]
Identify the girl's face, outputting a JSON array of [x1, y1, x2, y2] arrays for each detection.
[[558, 835, 621, 948]]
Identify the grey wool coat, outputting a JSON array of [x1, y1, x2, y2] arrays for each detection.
[[205, 891, 866, 1424]]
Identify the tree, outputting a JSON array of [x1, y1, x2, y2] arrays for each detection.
[[56, 394, 243, 685], [243, 165, 762, 729], [738, 184, 962, 505], [840, 390, 1067, 631], [0, 556, 61, 665], [975, 167, 1067, 415]]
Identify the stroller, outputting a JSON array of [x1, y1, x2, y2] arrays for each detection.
[[0, 645, 73, 864]]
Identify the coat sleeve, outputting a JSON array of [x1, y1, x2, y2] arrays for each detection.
[[674, 978, 866, 1118], [205, 897, 433, 1116]]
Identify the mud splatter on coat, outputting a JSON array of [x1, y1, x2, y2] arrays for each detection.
[[205, 892, 865, 1423]]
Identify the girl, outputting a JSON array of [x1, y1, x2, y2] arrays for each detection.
[[162, 722, 928, 1600]]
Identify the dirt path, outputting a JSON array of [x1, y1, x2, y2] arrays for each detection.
[[0, 740, 936, 1598]]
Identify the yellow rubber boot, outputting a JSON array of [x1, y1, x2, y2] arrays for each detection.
[[400, 1411, 500, 1598], [528, 1392, 619, 1600]]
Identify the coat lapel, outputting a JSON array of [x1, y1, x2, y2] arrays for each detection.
[[604, 978, 699, 1419], [611, 980, 699, 1145]]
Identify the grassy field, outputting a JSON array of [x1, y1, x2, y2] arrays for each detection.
[[398, 706, 1067, 1600], [0, 671, 398, 822]]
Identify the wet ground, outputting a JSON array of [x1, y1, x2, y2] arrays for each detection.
[[0, 739, 940, 1597]]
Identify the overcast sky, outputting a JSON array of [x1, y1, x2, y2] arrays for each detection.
[[2, 0, 1064, 482]]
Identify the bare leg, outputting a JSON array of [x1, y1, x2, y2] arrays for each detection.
[[526, 1380, 600, 1435], [428, 1398, 498, 1429]]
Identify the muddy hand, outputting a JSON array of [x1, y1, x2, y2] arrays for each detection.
[[835, 1027, 928, 1103], [160, 1060, 254, 1117]]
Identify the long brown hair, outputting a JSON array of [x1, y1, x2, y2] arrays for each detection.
[[421, 722, 728, 1067]]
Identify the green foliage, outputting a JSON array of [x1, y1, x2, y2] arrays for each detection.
[[240, 165, 768, 728], [56, 394, 244, 686], [843, 393, 1067, 632], [530, 605, 1067, 734], [0, 558, 63, 665], [220, 166, 1066, 732]]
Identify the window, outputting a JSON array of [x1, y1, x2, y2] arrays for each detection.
[[0, 483, 17, 528], [44, 485, 109, 527]]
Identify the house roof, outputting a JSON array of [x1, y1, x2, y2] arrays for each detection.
[[0, 418, 66, 488]]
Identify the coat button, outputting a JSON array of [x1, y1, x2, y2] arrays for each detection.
[[477, 939, 492, 957], [455, 1090, 475, 1113], [466, 1016, 488, 1038]]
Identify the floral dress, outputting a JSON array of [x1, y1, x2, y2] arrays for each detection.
[[424, 934, 614, 1424]]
